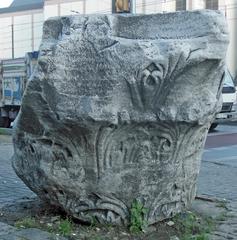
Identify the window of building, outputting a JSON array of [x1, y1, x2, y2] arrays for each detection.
[[86, 0, 111, 14], [0, 17, 12, 59], [135, 0, 145, 13], [14, 14, 32, 58], [44, 4, 59, 20], [162, 0, 176, 13], [206, 0, 218, 10], [135, 0, 175, 14], [145, 0, 163, 14], [176, 0, 186, 11], [33, 13, 43, 50]]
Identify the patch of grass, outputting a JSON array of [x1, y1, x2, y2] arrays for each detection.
[[15, 217, 39, 229], [182, 232, 209, 240], [89, 215, 98, 228], [104, 223, 114, 232], [129, 200, 148, 233], [14, 216, 74, 237], [173, 211, 215, 240], [57, 218, 73, 236]]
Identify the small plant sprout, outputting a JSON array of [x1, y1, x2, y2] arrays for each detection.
[[58, 218, 73, 236], [129, 199, 148, 233]]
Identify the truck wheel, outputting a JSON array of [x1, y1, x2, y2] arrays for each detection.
[[210, 123, 218, 131], [0, 117, 4, 127]]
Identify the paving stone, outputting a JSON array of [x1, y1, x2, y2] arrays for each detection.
[[0, 228, 67, 240], [0, 222, 16, 236], [191, 199, 226, 219], [0, 143, 35, 208], [198, 161, 237, 201], [207, 201, 237, 239]]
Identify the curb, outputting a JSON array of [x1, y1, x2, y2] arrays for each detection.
[[221, 121, 237, 126]]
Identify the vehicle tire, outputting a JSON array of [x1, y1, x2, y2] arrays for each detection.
[[0, 117, 4, 127], [210, 123, 218, 131]]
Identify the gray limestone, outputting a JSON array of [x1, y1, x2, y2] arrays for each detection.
[[12, 11, 228, 225]]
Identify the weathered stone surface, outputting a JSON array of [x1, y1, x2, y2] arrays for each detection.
[[13, 11, 228, 225]]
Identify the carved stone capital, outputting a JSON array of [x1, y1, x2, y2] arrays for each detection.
[[13, 11, 228, 225]]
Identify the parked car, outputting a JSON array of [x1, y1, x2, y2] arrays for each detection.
[[210, 70, 237, 130]]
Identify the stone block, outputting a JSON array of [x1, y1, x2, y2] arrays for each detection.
[[13, 10, 228, 225]]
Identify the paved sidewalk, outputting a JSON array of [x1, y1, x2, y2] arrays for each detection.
[[211, 201, 237, 239], [0, 222, 66, 240], [0, 135, 68, 239], [0, 135, 35, 207], [191, 198, 237, 239], [198, 148, 237, 201]]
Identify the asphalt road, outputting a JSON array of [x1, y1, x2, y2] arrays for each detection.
[[198, 124, 237, 201], [205, 124, 237, 149]]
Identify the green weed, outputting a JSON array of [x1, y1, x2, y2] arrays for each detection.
[[89, 215, 98, 228], [173, 211, 214, 240], [129, 199, 148, 233], [15, 217, 39, 229], [57, 218, 73, 236]]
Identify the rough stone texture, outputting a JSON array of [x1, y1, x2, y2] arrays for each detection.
[[13, 11, 228, 225]]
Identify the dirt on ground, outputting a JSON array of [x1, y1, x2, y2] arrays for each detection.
[[0, 196, 226, 240]]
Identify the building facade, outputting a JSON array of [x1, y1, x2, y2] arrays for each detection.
[[0, 0, 236, 79], [0, 0, 44, 59]]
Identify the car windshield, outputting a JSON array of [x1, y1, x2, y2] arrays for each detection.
[[224, 71, 235, 87]]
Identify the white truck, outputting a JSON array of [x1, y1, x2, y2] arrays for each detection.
[[0, 51, 38, 128], [211, 70, 237, 130]]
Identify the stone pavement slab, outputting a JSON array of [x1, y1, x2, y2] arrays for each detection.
[[0, 226, 67, 240], [210, 201, 237, 240], [0, 142, 35, 207], [191, 198, 237, 240], [0, 222, 16, 236], [0, 134, 12, 144], [191, 198, 226, 219], [198, 144, 237, 201]]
